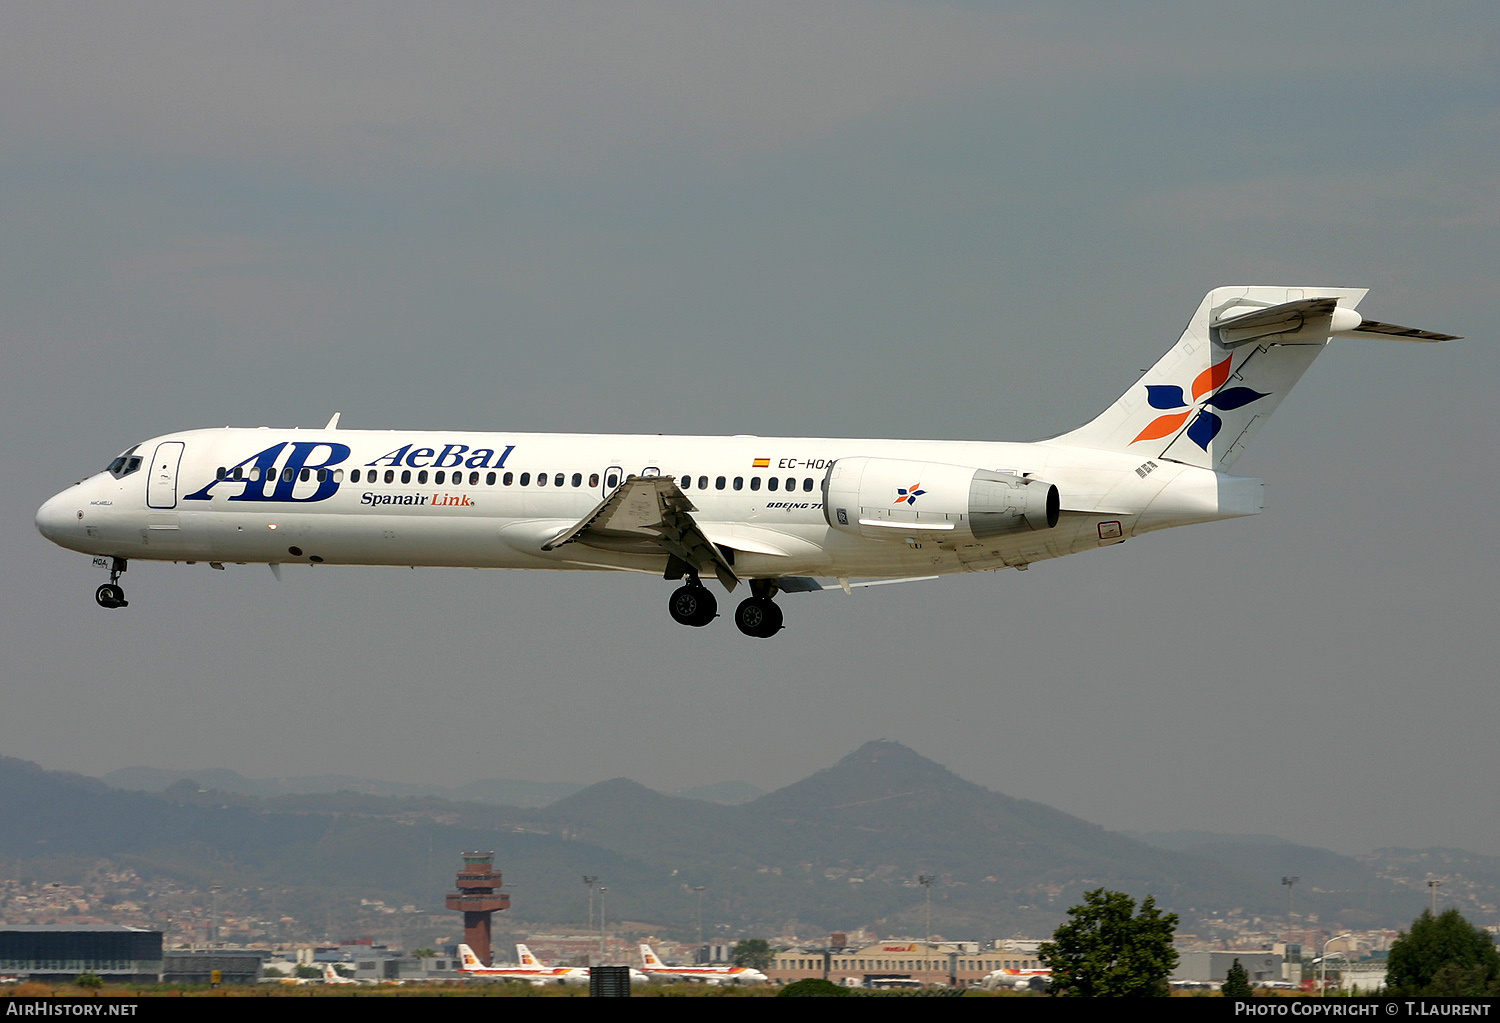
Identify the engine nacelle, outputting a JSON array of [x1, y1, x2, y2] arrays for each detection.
[[822, 456, 1059, 542]]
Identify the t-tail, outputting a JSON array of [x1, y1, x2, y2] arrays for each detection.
[[640, 943, 663, 968], [1055, 287, 1459, 470]]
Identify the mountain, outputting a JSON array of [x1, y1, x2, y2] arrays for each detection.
[[102, 766, 583, 808], [513, 741, 1259, 934], [0, 743, 1480, 939]]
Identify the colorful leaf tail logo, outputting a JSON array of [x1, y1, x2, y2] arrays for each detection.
[[1132, 356, 1268, 450]]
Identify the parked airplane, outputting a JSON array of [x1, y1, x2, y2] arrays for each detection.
[[456, 943, 589, 985], [318, 962, 361, 986], [638, 943, 768, 984], [36, 288, 1458, 637], [980, 965, 1052, 991]]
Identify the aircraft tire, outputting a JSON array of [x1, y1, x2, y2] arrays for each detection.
[[735, 597, 783, 638], [95, 583, 126, 609], [669, 584, 717, 627]]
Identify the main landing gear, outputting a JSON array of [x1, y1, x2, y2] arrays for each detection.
[[666, 577, 784, 638], [95, 557, 128, 609], [668, 580, 718, 627], [734, 596, 782, 638]]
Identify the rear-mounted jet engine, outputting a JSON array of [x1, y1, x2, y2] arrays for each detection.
[[822, 456, 1059, 542]]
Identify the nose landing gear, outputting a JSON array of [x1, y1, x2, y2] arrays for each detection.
[[94, 558, 128, 609]]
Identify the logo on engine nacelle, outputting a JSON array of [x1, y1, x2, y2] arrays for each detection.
[[894, 483, 926, 506]]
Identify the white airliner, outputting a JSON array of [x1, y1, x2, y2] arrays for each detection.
[[638, 943, 768, 984], [35, 288, 1458, 637], [457, 943, 589, 985], [981, 965, 1052, 991]]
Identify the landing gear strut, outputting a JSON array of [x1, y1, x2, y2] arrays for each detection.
[[95, 558, 128, 609], [668, 580, 718, 627], [734, 579, 783, 638]]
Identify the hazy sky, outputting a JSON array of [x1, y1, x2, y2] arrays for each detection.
[[4, 2, 1497, 858]]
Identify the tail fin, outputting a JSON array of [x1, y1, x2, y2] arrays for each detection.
[[458, 944, 483, 969], [516, 944, 539, 966], [1053, 287, 1385, 470], [640, 943, 662, 967]]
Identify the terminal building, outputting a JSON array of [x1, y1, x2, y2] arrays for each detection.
[[768, 939, 1040, 987], [0, 925, 163, 984]]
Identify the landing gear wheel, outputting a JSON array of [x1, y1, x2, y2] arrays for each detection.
[[734, 596, 783, 638], [95, 583, 127, 609], [668, 584, 718, 627]]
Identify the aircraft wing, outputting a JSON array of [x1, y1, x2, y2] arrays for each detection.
[[542, 475, 740, 590]]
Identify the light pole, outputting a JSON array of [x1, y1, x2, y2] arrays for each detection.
[[1319, 933, 1350, 996], [918, 875, 935, 941], [209, 885, 223, 948], [1281, 876, 1299, 922], [692, 886, 707, 949], [1428, 879, 1441, 914], [583, 876, 598, 932], [598, 886, 609, 964]]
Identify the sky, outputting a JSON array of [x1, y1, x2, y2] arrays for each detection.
[[3, 1, 1497, 859]]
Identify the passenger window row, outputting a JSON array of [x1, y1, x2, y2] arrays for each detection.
[[681, 476, 816, 493], [211, 465, 820, 495]]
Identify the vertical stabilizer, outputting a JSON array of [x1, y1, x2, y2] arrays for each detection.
[[1053, 287, 1368, 470]]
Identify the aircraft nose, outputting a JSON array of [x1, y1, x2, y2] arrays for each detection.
[[35, 489, 81, 543]]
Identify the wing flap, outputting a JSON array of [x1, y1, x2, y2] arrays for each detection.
[[542, 476, 740, 590]]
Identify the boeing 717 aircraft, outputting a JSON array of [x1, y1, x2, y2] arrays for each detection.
[[35, 288, 1458, 638]]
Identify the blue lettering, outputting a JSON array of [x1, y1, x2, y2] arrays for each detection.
[[406, 447, 435, 467], [184, 444, 286, 501], [368, 445, 411, 467], [435, 444, 468, 468], [466, 449, 495, 468], [267, 442, 349, 502]]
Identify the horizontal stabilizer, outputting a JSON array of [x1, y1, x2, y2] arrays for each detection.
[[1211, 297, 1354, 346], [1212, 297, 1461, 345], [1340, 319, 1462, 342]]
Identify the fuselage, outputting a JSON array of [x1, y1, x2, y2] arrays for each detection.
[[34, 425, 1259, 582]]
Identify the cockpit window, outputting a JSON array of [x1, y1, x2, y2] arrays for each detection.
[[107, 446, 143, 479]]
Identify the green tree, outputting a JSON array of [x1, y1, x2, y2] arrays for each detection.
[[1038, 888, 1179, 997], [74, 972, 104, 990], [732, 938, 774, 971], [1222, 958, 1252, 998], [777, 978, 849, 997], [1387, 908, 1500, 996]]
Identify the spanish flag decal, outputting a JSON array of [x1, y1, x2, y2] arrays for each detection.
[[752, 458, 770, 468]]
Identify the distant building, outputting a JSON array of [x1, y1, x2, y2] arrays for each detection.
[[352, 953, 463, 983], [1174, 951, 1285, 985], [0, 925, 162, 983], [161, 950, 268, 985], [769, 939, 1024, 987], [1341, 964, 1388, 994]]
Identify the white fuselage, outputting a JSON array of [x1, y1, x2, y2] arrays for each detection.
[[35, 426, 1259, 582]]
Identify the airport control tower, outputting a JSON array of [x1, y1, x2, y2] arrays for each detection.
[[445, 851, 510, 966]]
